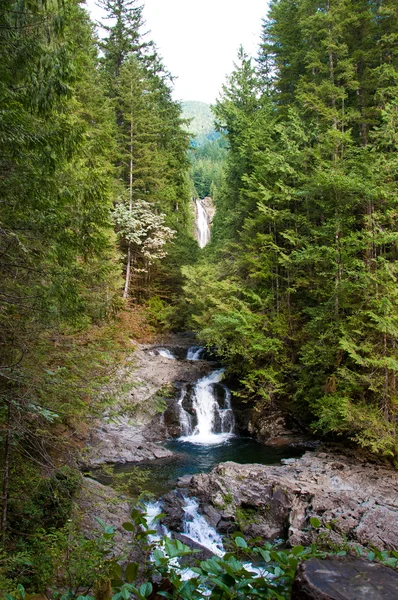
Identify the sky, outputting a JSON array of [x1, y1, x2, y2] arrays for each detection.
[[85, 0, 269, 104]]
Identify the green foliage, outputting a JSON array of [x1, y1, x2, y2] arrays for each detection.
[[183, 1, 398, 458], [99, 3, 193, 301], [5, 504, 398, 598], [188, 138, 227, 200], [182, 101, 219, 144], [113, 199, 175, 266], [104, 503, 326, 600]]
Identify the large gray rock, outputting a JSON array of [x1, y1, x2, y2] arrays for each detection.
[[291, 557, 398, 599], [184, 449, 398, 551], [84, 340, 213, 466]]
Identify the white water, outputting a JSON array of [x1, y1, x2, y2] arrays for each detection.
[[145, 500, 268, 583], [186, 346, 204, 360], [179, 369, 235, 445], [144, 501, 171, 543], [177, 388, 193, 436], [182, 496, 225, 557], [157, 348, 176, 359], [196, 199, 211, 248]]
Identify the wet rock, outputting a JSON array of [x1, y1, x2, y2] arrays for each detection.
[[184, 449, 398, 551], [173, 534, 214, 561], [181, 386, 196, 416], [160, 490, 187, 532], [161, 403, 183, 438], [201, 504, 222, 529], [211, 383, 226, 407], [176, 475, 193, 488], [291, 557, 398, 600], [232, 395, 315, 447]]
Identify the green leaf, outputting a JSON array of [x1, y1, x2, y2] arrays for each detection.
[[235, 536, 247, 549], [110, 563, 123, 579], [125, 562, 139, 583], [310, 517, 321, 528], [122, 522, 135, 532], [139, 582, 153, 597]]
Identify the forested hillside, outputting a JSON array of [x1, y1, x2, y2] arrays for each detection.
[[184, 1, 398, 459], [0, 0, 194, 588], [182, 102, 227, 200], [182, 101, 217, 144]]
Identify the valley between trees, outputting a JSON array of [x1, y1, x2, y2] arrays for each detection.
[[1, 0, 398, 597]]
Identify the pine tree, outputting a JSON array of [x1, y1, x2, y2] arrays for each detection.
[[0, 0, 120, 540], [184, 0, 398, 458]]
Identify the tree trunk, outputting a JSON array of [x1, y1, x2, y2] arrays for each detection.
[[1, 399, 12, 543], [123, 91, 134, 299], [123, 242, 132, 299]]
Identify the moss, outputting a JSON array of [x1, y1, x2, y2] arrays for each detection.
[[236, 507, 258, 528]]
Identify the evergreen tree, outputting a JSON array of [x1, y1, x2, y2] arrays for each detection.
[[184, 0, 398, 458], [0, 0, 120, 541], [99, 0, 192, 300]]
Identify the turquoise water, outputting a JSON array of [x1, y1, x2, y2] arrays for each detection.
[[112, 437, 305, 497]]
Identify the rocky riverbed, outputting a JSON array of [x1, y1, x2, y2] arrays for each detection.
[[79, 336, 398, 558], [82, 336, 214, 467], [161, 447, 398, 552]]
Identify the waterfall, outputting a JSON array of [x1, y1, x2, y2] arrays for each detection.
[[144, 501, 170, 543], [179, 369, 235, 445], [196, 199, 211, 248], [177, 388, 192, 436], [182, 496, 225, 557], [157, 348, 176, 359], [186, 346, 204, 360], [145, 499, 267, 580]]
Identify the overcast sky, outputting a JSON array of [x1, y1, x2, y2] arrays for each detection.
[[85, 0, 269, 104]]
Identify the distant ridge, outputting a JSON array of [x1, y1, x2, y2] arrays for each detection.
[[182, 101, 219, 146], [181, 101, 214, 136]]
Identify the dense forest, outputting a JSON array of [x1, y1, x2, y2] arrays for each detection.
[[184, 0, 398, 460], [0, 0, 194, 592], [1, 0, 398, 597], [181, 102, 227, 203]]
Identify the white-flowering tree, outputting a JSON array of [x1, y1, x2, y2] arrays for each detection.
[[113, 199, 175, 297]]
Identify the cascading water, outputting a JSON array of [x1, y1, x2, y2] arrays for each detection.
[[144, 501, 170, 543], [157, 348, 176, 359], [145, 499, 268, 581], [177, 388, 192, 436], [186, 346, 204, 360], [182, 496, 225, 557], [179, 369, 235, 444], [196, 199, 211, 248]]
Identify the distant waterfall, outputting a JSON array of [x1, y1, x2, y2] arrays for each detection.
[[196, 199, 211, 248], [179, 369, 235, 444]]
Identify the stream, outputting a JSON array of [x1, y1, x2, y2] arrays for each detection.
[[89, 343, 308, 559], [85, 338, 398, 573], [106, 346, 305, 497]]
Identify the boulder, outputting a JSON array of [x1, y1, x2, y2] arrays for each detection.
[[159, 490, 188, 532], [184, 449, 398, 551], [291, 557, 398, 599]]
